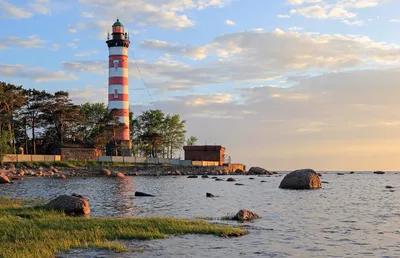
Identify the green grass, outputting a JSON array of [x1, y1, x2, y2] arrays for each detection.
[[0, 197, 246, 258]]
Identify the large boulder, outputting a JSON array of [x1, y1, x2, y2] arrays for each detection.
[[279, 169, 321, 189], [233, 209, 260, 221], [45, 195, 90, 215], [0, 173, 11, 184], [248, 167, 272, 175]]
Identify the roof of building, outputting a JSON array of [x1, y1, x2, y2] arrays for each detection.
[[183, 145, 226, 151], [113, 19, 123, 27]]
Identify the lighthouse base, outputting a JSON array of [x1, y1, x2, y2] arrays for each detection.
[[106, 140, 132, 156]]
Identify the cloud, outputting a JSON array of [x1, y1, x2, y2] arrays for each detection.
[[129, 67, 400, 170], [286, 0, 322, 5], [290, 0, 386, 21], [0, 64, 78, 82], [225, 19, 236, 26], [68, 28, 78, 33], [63, 29, 400, 92], [69, 84, 108, 104], [140, 40, 208, 60], [0, 35, 46, 50], [74, 49, 98, 57], [0, 0, 32, 18], [77, 0, 231, 31], [277, 14, 291, 18], [390, 19, 400, 23]]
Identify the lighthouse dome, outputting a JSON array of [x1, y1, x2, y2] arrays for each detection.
[[113, 19, 123, 27]]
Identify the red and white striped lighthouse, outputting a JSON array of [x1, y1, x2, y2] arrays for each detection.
[[106, 19, 131, 155]]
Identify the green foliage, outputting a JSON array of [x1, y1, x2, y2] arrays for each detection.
[[186, 136, 198, 146], [0, 130, 11, 162], [132, 110, 187, 158], [0, 197, 246, 258], [0, 81, 196, 157]]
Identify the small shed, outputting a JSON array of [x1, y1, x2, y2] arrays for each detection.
[[183, 145, 226, 165]]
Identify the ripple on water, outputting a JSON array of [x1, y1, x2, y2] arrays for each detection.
[[3, 173, 400, 257]]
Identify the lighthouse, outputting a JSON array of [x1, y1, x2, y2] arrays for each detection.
[[106, 19, 131, 156]]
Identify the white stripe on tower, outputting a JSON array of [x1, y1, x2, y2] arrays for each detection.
[[107, 19, 130, 141]]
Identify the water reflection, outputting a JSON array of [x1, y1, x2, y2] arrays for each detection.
[[3, 173, 400, 257]]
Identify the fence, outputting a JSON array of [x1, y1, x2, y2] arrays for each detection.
[[3, 154, 61, 163], [95, 156, 219, 167]]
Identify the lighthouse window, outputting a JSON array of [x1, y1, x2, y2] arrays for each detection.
[[113, 60, 119, 69], [114, 89, 118, 98]]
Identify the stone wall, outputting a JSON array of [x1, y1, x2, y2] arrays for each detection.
[[61, 148, 96, 161]]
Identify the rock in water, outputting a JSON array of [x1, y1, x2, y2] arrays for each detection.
[[227, 178, 236, 182], [373, 171, 385, 174], [201, 175, 209, 178], [101, 168, 111, 176], [111, 171, 124, 177], [235, 169, 244, 174], [206, 192, 215, 198], [279, 169, 322, 190], [385, 185, 394, 189], [235, 183, 244, 186], [135, 191, 155, 197], [233, 209, 260, 221], [349, 171, 355, 174], [187, 175, 198, 178], [337, 173, 345, 175], [248, 167, 272, 175], [0, 174, 11, 184], [45, 195, 90, 215]]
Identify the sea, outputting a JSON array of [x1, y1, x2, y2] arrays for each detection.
[[1, 172, 400, 257]]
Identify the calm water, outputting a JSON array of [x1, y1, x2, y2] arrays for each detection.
[[2, 173, 400, 257]]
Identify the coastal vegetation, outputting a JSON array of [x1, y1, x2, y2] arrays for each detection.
[[0, 197, 246, 258], [0, 81, 197, 161]]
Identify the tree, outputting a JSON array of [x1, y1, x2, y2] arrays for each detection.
[[42, 91, 82, 146], [186, 136, 198, 146], [133, 110, 187, 158], [79, 102, 109, 144], [20, 89, 53, 154], [163, 114, 186, 158], [0, 131, 11, 162], [0, 82, 26, 153]]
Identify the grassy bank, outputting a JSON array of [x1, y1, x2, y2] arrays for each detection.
[[0, 197, 246, 258]]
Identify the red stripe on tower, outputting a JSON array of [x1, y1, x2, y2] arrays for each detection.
[[106, 19, 131, 145]]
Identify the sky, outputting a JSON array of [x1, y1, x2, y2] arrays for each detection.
[[1, 0, 400, 171]]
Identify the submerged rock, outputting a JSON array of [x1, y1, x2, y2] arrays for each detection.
[[248, 167, 272, 175], [227, 178, 236, 182], [235, 183, 244, 186], [279, 169, 322, 190], [45, 195, 90, 215], [215, 178, 224, 181], [135, 191, 155, 197], [201, 175, 209, 178], [187, 175, 198, 178], [374, 171, 385, 174], [233, 209, 260, 221], [385, 185, 394, 189], [206, 192, 215, 198], [337, 173, 345, 175]]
